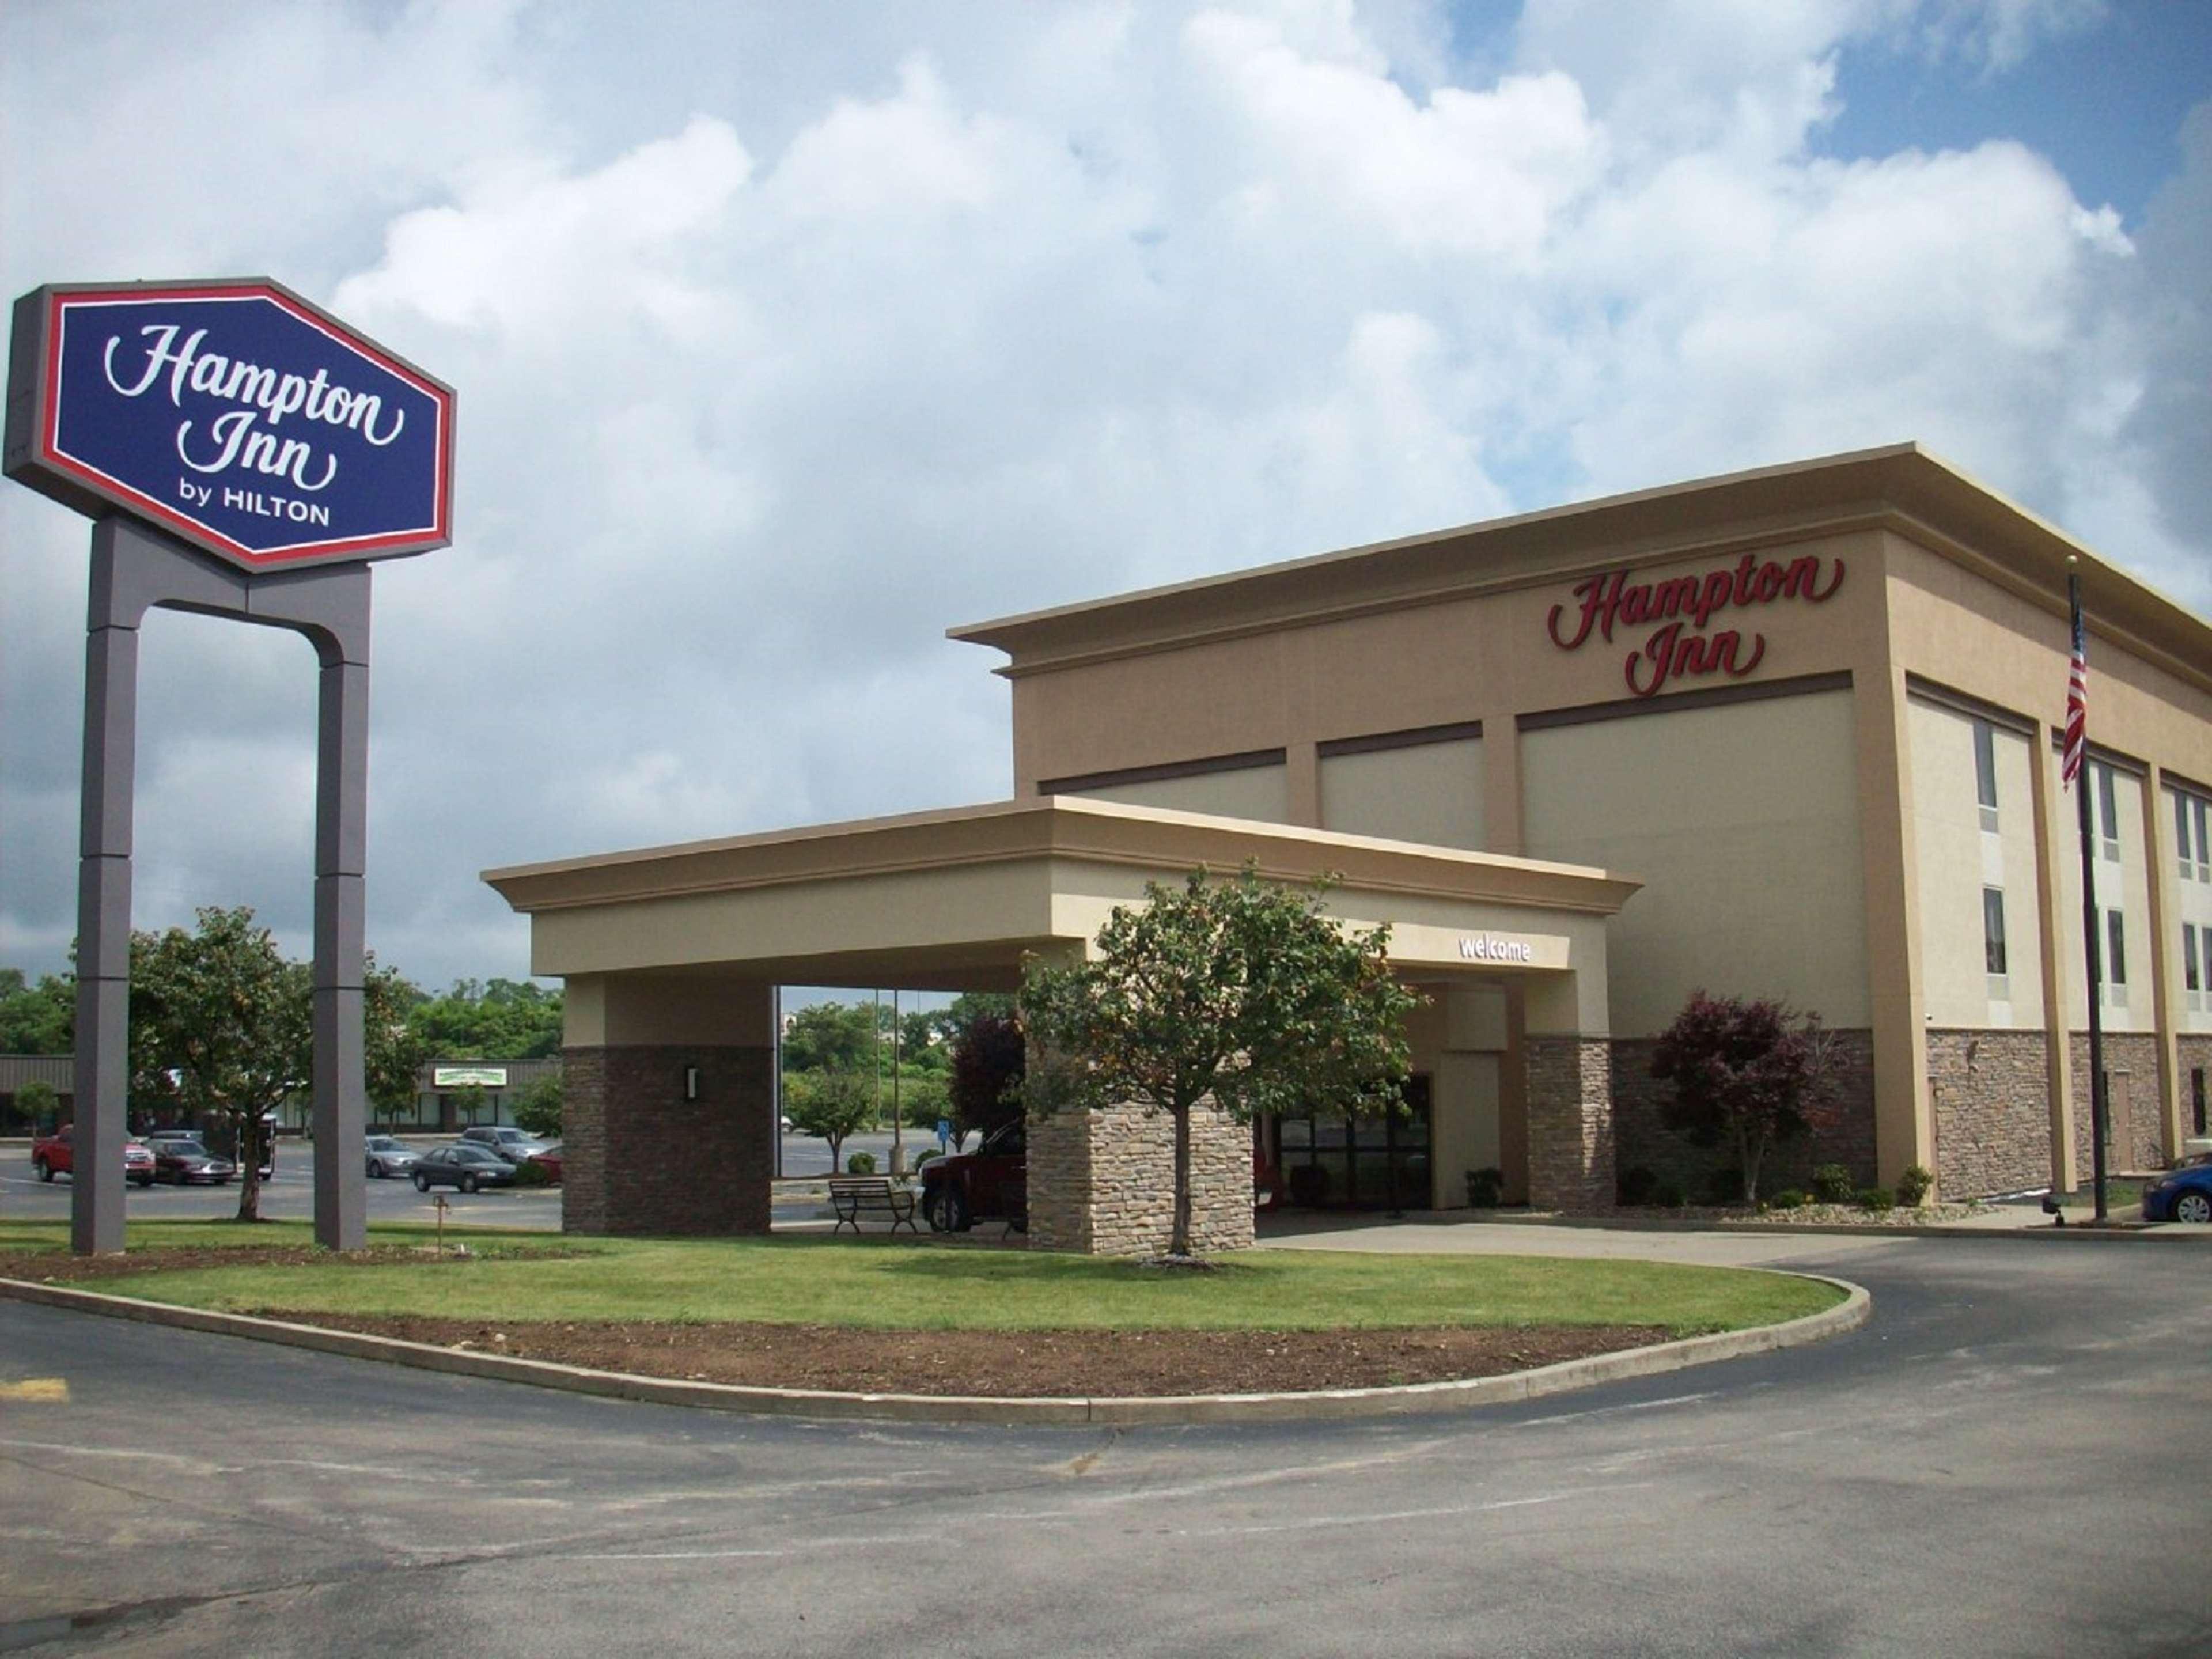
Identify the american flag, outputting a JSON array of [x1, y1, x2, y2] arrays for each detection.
[[2062, 593, 2087, 789]]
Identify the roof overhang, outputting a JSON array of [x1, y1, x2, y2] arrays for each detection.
[[949, 443, 2212, 694], [483, 796, 1640, 994]]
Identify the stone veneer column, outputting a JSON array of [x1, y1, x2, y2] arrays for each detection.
[[1027, 1099, 1255, 1255], [1525, 1036, 1614, 1213]]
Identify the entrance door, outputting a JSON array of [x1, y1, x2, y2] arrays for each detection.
[[1275, 1077, 1432, 1209]]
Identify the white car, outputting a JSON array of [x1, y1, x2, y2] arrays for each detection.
[[364, 1135, 422, 1179]]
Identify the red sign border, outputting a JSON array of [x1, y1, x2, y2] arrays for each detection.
[[11, 277, 454, 573]]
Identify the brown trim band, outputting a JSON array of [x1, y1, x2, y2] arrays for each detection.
[[1317, 719, 1485, 760], [1040, 748, 1288, 796], [1903, 673, 2039, 738], [1516, 670, 1853, 734]]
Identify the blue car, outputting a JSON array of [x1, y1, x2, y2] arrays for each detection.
[[2141, 1154, 2212, 1224]]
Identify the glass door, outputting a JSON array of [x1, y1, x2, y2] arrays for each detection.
[[1274, 1076, 1431, 1209]]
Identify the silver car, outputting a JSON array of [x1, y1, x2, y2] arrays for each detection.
[[364, 1135, 422, 1179]]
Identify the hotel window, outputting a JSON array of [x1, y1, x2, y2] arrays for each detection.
[[2096, 764, 2120, 862], [1982, 886, 2008, 979], [1972, 721, 1999, 832], [2177, 791, 2195, 881], [2195, 1069, 2207, 1138], [2181, 791, 2212, 882], [2187, 923, 2203, 1011], [2107, 908, 2127, 1006], [2199, 796, 2211, 881]]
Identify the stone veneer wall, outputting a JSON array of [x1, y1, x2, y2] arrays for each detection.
[[2180, 1037, 2212, 1141], [2070, 1033, 2168, 1175], [1525, 1037, 1614, 1213], [1926, 1029, 2052, 1199], [560, 1044, 775, 1236], [1027, 1099, 1254, 1256], [1609, 1030, 1877, 1200]]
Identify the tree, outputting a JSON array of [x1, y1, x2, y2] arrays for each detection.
[[780, 1001, 877, 1073], [510, 1071, 563, 1138], [782, 1063, 875, 1171], [0, 967, 75, 1054], [130, 908, 310, 1224], [365, 958, 429, 1126], [1020, 864, 1420, 1259], [406, 978, 563, 1060], [1650, 990, 1840, 1208], [946, 1006, 1025, 1144]]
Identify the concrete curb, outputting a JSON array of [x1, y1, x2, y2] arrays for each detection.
[[1457, 1217, 2198, 1243], [0, 1271, 1868, 1426]]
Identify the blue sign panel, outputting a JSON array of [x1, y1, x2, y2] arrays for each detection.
[[5, 279, 453, 571]]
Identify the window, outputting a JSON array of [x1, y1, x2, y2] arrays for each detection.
[[2179, 790, 2195, 880], [2096, 764, 2120, 861], [2107, 908, 2127, 1005], [2194, 1069, 2207, 1138], [2186, 923, 2202, 1006], [2199, 797, 2210, 881], [1982, 887, 2008, 978], [1973, 721, 1999, 831]]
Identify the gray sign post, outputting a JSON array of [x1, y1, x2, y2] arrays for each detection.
[[75, 517, 373, 1252]]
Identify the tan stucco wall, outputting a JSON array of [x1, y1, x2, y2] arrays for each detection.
[[1522, 690, 1868, 1036], [1319, 738, 1485, 849], [1075, 764, 1289, 821], [2052, 759, 2156, 1033], [1907, 698, 2047, 1028], [2165, 782, 2212, 1035]]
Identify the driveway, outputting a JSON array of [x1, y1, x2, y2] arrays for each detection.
[[2, 1231, 2206, 1656]]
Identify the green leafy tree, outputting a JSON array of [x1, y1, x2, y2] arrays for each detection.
[[1021, 864, 1419, 1259], [407, 978, 563, 1060], [129, 908, 309, 1224], [510, 1071, 563, 1138], [14, 1077, 60, 1132], [781, 1001, 877, 1073], [1650, 990, 1841, 1208], [891, 1063, 951, 1131], [782, 1063, 876, 1171], [0, 968, 75, 1054], [365, 958, 429, 1126]]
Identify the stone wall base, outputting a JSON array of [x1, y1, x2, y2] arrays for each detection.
[[1927, 1028, 2052, 1200], [1526, 1037, 1614, 1213], [1028, 1099, 1254, 1256], [2070, 1032, 2168, 1174], [2180, 1037, 2212, 1143], [561, 1044, 775, 1236]]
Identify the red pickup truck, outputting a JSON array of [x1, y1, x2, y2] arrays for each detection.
[[31, 1124, 157, 1186]]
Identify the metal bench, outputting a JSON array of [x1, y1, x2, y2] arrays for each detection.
[[828, 1175, 918, 1234]]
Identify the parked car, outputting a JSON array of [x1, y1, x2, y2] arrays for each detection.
[[919, 1120, 1027, 1232], [412, 1143, 519, 1193], [143, 1123, 273, 1179], [2141, 1152, 2212, 1224], [459, 1125, 554, 1165], [151, 1140, 236, 1185], [364, 1135, 422, 1179], [29, 1126, 156, 1186]]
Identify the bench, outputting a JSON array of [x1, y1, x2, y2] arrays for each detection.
[[828, 1176, 918, 1234]]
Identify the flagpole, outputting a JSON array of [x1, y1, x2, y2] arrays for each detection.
[[2067, 558, 2110, 1224]]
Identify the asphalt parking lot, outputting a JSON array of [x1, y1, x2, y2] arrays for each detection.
[[1, 1233, 2206, 1656], [2, 1130, 931, 1230]]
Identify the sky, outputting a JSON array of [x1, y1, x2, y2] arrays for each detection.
[[2, 0, 2208, 998]]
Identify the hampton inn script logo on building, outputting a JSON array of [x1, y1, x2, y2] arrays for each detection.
[[1547, 553, 1845, 697]]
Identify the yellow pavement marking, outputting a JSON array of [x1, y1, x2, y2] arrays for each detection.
[[0, 1378, 70, 1403]]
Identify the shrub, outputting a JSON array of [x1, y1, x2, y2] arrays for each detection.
[[1650, 1179, 1687, 1209], [1616, 1165, 1658, 1206], [1464, 1166, 1504, 1207], [1702, 1166, 1745, 1206], [513, 1156, 554, 1187], [910, 1146, 940, 1171], [1856, 1186, 1895, 1213], [1810, 1163, 1855, 1205], [1766, 1188, 1808, 1211], [845, 1150, 877, 1175], [1896, 1164, 1934, 1207]]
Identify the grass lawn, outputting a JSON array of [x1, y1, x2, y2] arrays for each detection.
[[0, 1218, 1842, 1337]]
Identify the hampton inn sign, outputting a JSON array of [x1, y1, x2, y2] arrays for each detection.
[[1547, 553, 1847, 697]]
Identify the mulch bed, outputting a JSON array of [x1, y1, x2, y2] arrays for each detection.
[[0, 1245, 1669, 1398]]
